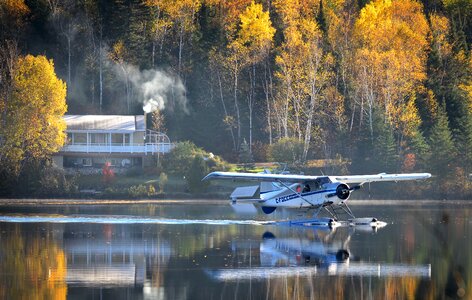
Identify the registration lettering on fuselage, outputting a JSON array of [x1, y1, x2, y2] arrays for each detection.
[[275, 194, 297, 204]]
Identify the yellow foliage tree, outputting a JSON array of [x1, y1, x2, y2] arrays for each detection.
[[353, 0, 430, 140], [109, 40, 132, 113], [234, 2, 275, 151], [0, 55, 67, 176], [237, 2, 275, 56], [213, 1, 275, 151], [146, 0, 201, 74], [273, 0, 335, 160], [203, 0, 253, 36]]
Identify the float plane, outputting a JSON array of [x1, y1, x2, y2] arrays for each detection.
[[203, 171, 431, 225]]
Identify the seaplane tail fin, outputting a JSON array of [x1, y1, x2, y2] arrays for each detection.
[[260, 169, 277, 194], [260, 182, 277, 193]]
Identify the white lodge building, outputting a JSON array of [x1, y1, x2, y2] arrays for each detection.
[[53, 115, 173, 171]]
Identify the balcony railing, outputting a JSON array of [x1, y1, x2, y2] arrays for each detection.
[[60, 143, 174, 154]]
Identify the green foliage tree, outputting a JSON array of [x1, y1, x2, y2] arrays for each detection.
[[268, 137, 304, 164], [186, 154, 209, 193], [162, 141, 228, 175], [38, 165, 76, 196], [442, 0, 472, 50], [163, 141, 205, 175]]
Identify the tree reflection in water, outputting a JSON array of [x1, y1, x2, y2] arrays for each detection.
[[0, 203, 470, 299], [0, 224, 67, 300]]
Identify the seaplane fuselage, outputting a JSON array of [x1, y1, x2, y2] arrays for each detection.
[[260, 181, 344, 208]]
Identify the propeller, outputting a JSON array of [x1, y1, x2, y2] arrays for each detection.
[[328, 184, 361, 200]]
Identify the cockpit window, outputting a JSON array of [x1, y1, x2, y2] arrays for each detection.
[[304, 177, 331, 191], [318, 177, 331, 185]]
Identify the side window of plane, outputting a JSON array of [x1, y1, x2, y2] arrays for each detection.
[[312, 180, 321, 190], [302, 184, 311, 193]]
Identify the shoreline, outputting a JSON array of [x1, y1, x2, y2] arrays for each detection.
[[0, 198, 471, 206]]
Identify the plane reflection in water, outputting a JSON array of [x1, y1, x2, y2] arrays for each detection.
[[207, 226, 431, 281]]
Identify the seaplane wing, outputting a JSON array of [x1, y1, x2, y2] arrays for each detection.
[[332, 173, 432, 185], [204, 171, 431, 184], [203, 171, 325, 183]]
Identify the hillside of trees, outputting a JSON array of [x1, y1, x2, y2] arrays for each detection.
[[0, 0, 471, 197]]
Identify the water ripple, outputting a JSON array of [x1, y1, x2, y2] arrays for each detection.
[[0, 214, 271, 225]]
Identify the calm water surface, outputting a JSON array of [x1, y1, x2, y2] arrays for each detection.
[[0, 200, 471, 299]]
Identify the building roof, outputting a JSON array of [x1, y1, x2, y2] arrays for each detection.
[[64, 115, 145, 132]]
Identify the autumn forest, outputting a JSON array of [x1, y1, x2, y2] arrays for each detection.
[[0, 0, 471, 197]]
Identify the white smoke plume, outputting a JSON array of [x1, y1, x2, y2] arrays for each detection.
[[125, 65, 188, 114]]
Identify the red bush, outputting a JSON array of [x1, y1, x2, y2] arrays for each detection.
[[102, 162, 115, 185]]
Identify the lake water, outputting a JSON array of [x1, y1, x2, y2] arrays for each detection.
[[0, 200, 471, 299]]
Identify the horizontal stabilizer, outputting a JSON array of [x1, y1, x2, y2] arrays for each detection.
[[230, 186, 260, 200]]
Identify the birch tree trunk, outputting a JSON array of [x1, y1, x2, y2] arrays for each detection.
[[263, 60, 273, 144], [99, 39, 103, 113], [217, 71, 236, 150], [233, 67, 241, 150]]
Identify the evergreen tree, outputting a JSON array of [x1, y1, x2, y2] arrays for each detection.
[[372, 111, 397, 173], [455, 112, 472, 174], [428, 105, 456, 177], [127, 1, 151, 68], [405, 127, 431, 171], [238, 139, 253, 164], [352, 109, 397, 173]]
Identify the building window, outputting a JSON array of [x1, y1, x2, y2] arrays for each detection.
[[111, 133, 123, 145], [82, 158, 92, 166], [124, 134, 130, 145], [91, 133, 107, 145], [74, 133, 87, 144]]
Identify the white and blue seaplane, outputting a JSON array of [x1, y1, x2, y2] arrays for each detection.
[[203, 171, 431, 227]]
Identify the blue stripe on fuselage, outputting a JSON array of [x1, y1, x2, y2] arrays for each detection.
[[272, 189, 337, 203]]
